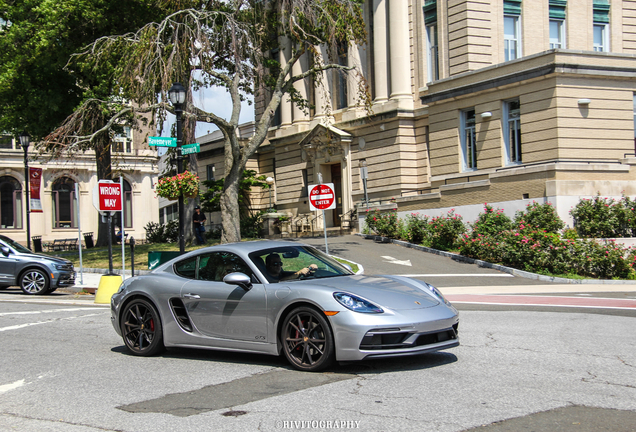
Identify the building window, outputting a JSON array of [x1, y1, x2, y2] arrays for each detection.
[[504, 99, 522, 164], [115, 180, 133, 229], [0, 135, 14, 149], [633, 93, 636, 152], [52, 177, 76, 228], [0, 176, 23, 229], [593, 0, 610, 52], [593, 24, 608, 52], [113, 126, 132, 153], [207, 164, 215, 182], [301, 169, 308, 197], [426, 24, 439, 82], [335, 42, 348, 110], [549, 20, 565, 49], [424, 0, 439, 83], [504, 15, 521, 61], [461, 109, 477, 171]]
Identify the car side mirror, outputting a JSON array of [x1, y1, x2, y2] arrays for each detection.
[[341, 263, 353, 272], [223, 272, 252, 290], [1, 247, 10, 257]]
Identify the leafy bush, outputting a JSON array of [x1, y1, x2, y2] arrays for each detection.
[[515, 201, 565, 234], [144, 220, 179, 243], [364, 211, 401, 238], [570, 195, 620, 238], [428, 210, 466, 251], [470, 204, 513, 238], [240, 211, 265, 239], [404, 213, 430, 245]]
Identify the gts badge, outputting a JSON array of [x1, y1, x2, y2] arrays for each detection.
[[255, 335, 266, 340]]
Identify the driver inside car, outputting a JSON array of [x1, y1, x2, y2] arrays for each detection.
[[265, 253, 318, 282]]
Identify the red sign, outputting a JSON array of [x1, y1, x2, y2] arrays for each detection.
[[309, 183, 336, 211], [29, 168, 43, 213], [97, 181, 122, 211]]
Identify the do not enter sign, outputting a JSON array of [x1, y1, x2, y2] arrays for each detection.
[[308, 183, 336, 211]]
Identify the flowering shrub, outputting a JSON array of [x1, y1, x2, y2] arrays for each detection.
[[470, 204, 513, 238], [404, 213, 430, 245], [570, 195, 620, 238], [156, 171, 200, 201], [364, 211, 402, 238], [428, 210, 466, 251], [515, 202, 564, 234]]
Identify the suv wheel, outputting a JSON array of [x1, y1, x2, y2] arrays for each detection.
[[20, 269, 50, 295]]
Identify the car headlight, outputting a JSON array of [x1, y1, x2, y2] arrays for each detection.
[[55, 264, 68, 270], [333, 292, 383, 313], [424, 283, 451, 306]]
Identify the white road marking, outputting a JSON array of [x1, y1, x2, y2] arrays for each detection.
[[399, 273, 514, 277], [0, 307, 101, 317], [381, 256, 412, 266], [0, 379, 25, 395], [0, 312, 107, 332]]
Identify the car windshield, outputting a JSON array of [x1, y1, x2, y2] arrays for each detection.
[[249, 245, 354, 284], [0, 235, 32, 254]]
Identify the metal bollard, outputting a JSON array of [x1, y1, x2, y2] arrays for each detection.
[[130, 237, 135, 277]]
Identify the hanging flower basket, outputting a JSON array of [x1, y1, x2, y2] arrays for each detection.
[[156, 171, 200, 202]]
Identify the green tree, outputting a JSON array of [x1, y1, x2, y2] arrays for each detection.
[[67, 0, 369, 243], [0, 0, 163, 246]]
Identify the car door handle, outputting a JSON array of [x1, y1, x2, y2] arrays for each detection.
[[183, 293, 200, 299]]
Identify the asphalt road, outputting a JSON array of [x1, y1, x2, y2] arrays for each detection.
[[0, 235, 635, 431]]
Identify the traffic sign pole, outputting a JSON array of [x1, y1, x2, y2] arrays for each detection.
[[322, 209, 329, 254], [308, 182, 337, 255]]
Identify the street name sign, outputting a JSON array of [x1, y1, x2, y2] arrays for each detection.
[[182, 143, 200, 155], [308, 183, 336, 211], [148, 136, 177, 147]]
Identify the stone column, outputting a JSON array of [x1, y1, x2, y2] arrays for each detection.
[[347, 44, 363, 108], [373, 0, 388, 102], [314, 45, 332, 122], [278, 36, 292, 126], [292, 52, 309, 124], [389, 0, 411, 99]]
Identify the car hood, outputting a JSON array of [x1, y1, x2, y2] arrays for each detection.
[[304, 275, 440, 310], [21, 253, 73, 266]]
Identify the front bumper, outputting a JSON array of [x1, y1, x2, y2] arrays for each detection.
[[329, 305, 459, 362], [54, 271, 76, 287]]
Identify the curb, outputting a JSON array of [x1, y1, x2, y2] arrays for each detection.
[[357, 233, 636, 285]]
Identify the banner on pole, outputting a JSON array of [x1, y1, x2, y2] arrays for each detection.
[[29, 167, 43, 213]]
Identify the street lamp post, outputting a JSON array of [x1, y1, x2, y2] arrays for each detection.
[[359, 159, 369, 210], [266, 177, 274, 210], [19, 131, 31, 250], [168, 82, 187, 253]]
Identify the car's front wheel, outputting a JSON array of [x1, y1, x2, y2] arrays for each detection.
[[20, 269, 50, 295], [281, 306, 334, 372], [120, 299, 165, 356]]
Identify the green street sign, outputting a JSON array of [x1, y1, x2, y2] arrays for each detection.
[[148, 136, 177, 147], [182, 143, 200, 155]]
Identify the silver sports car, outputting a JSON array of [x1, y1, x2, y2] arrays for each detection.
[[111, 241, 459, 371]]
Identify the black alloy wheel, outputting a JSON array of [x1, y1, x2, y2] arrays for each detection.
[[281, 306, 334, 372], [121, 299, 165, 356], [20, 269, 50, 295]]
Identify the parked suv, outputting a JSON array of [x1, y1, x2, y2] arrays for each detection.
[[0, 235, 75, 295]]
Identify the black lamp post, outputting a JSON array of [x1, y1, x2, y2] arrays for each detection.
[[168, 82, 187, 253], [19, 131, 31, 250]]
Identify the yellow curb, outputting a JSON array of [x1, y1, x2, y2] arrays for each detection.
[[94, 275, 123, 304]]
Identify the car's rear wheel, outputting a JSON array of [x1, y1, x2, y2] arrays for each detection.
[[281, 306, 334, 372], [20, 269, 50, 295], [120, 299, 165, 356]]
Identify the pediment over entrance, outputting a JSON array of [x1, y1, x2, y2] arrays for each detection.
[[299, 124, 352, 163]]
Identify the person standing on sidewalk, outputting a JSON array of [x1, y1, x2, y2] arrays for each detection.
[[193, 206, 207, 245]]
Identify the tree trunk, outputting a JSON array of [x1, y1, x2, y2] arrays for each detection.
[[220, 166, 241, 243], [94, 133, 113, 247]]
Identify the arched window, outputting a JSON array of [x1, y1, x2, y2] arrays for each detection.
[[115, 180, 133, 229], [0, 176, 23, 229], [52, 177, 76, 228]]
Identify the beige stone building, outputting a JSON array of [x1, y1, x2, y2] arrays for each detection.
[[198, 0, 636, 232], [0, 126, 160, 248]]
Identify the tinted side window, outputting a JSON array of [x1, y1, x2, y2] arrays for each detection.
[[197, 252, 255, 282], [174, 256, 198, 279]]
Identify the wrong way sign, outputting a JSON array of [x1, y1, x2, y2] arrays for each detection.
[[92, 180, 122, 213], [308, 183, 336, 211]]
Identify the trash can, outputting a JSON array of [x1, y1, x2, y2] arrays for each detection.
[[148, 251, 182, 270], [32, 236, 43, 253], [84, 232, 94, 249]]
